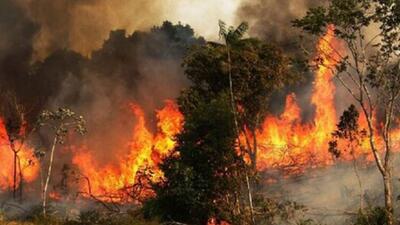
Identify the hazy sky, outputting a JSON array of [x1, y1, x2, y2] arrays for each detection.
[[163, 0, 242, 40], [15, 0, 243, 60]]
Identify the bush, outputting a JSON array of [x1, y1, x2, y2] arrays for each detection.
[[352, 207, 388, 225]]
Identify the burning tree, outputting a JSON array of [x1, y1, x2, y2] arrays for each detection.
[[0, 91, 37, 201], [329, 104, 367, 210], [36, 108, 86, 216], [293, 0, 400, 224]]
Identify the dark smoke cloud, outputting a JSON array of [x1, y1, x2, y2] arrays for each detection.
[[0, 0, 205, 180], [15, 0, 169, 60], [32, 21, 205, 167], [236, 0, 328, 121], [236, 0, 324, 49], [0, 0, 43, 124]]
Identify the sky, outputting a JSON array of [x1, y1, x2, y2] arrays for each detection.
[[163, 0, 242, 40]]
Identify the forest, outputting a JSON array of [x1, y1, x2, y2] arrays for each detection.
[[0, 0, 399, 225]]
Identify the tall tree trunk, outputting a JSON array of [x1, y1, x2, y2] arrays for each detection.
[[360, 105, 395, 225], [382, 98, 395, 225], [251, 128, 258, 171], [245, 173, 255, 225], [42, 136, 57, 216], [13, 149, 17, 200], [225, 43, 255, 225], [17, 155, 23, 201], [383, 171, 394, 225]]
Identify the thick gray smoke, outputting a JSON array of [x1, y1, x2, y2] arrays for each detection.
[[15, 0, 169, 60], [0, 0, 34, 108], [30, 23, 205, 187], [236, 0, 323, 48], [0, 0, 204, 205], [235, 0, 328, 121], [263, 157, 400, 224]]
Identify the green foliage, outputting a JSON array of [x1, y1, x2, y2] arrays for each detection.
[[183, 30, 296, 130], [329, 105, 366, 158], [352, 207, 388, 225], [334, 105, 362, 139], [295, 1, 399, 223], [218, 20, 249, 44], [22, 205, 63, 225], [293, 0, 373, 37], [4, 208, 160, 225], [253, 195, 321, 225], [64, 210, 155, 225], [145, 94, 244, 225]]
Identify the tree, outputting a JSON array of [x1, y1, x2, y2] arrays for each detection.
[[36, 108, 86, 216], [293, 1, 400, 224], [0, 91, 31, 201], [218, 21, 256, 224], [178, 21, 297, 224], [146, 94, 245, 225], [329, 105, 367, 211], [184, 21, 296, 170]]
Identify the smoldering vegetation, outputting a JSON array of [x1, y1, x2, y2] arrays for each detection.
[[261, 157, 400, 224]]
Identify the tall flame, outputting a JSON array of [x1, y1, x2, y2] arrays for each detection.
[[255, 25, 359, 173], [72, 100, 183, 201], [2, 25, 400, 202]]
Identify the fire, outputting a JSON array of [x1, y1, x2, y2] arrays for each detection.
[[1, 25, 398, 203], [49, 191, 62, 201], [255, 25, 366, 173], [153, 100, 184, 159], [71, 25, 393, 200], [0, 118, 39, 190], [72, 100, 183, 201], [207, 218, 230, 225]]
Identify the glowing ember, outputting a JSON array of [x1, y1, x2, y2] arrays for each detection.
[[207, 218, 230, 225], [0, 118, 39, 190], [72, 100, 183, 201], [49, 191, 62, 201]]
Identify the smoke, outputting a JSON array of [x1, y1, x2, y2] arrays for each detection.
[[0, 0, 205, 200], [0, 0, 44, 125], [263, 158, 400, 224], [27, 21, 205, 176], [236, 0, 324, 47], [15, 0, 168, 60], [12, 0, 240, 61], [0, 1, 398, 222], [234, 0, 322, 121]]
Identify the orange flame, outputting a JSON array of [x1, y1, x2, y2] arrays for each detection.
[[0, 118, 39, 190], [255, 25, 360, 173], [72, 100, 183, 201], [253, 25, 400, 174], [2, 25, 399, 203]]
